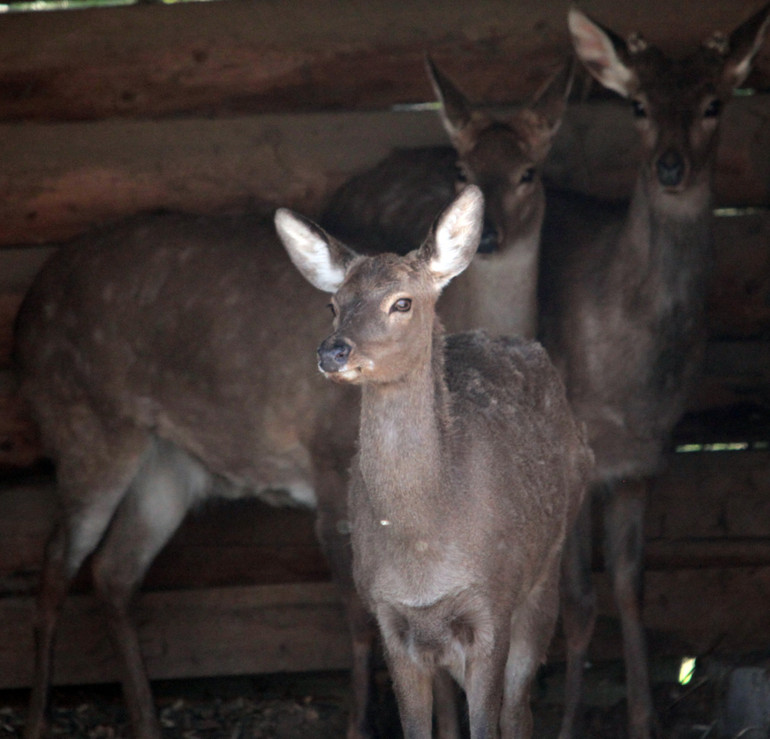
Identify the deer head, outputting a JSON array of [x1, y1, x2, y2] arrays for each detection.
[[428, 56, 571, 253], [276, 186, 484, 385], [568, 3, 770, 194]]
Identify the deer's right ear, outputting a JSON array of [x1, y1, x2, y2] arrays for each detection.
[[568, 6, 639, 98], [275, 209, 356, 293], [423, 185, 484, 289]]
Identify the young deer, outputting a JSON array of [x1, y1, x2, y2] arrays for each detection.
[[538, 6, 770, 738], [322, 56, 572, 339], [277, 185, 591, 739]]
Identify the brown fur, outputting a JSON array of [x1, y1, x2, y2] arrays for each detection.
[[538, 6, 770, 739], [322, 57, 572, 339], [279, 186, 591, 739], [13, 213, 367, 739]]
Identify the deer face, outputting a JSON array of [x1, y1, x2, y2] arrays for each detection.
[[569, 4, 770, 194], [317, 254, 437, 384], [428, 56, 569, 255], [276, 186, 485, 386]]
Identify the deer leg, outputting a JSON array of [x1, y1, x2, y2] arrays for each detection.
[[433, 670, 461, 739], [501, 552, 562, 739], [558, 491, 596, 739], [384, 650, 434, 739], [25, 439, 148, 739], [604, 478, 654, 739], [464, 626, 509, 739], [90, 438, 207, 739]]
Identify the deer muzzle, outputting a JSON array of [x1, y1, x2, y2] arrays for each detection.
[[317, 336, 353, 375], [656, 148, 685, 189]]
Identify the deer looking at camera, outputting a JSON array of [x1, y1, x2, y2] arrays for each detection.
[[538, 5, 770, 738], [277, 185, 591, 739], [322, 56, 572, 339]]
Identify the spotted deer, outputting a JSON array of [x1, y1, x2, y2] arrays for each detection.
[[322, 55, 572, 339], [277, 185, 591, 739], [13, 212, 374, 739], [538, 5, 770, 738]]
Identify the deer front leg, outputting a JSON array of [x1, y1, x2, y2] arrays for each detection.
[[604, 477, 655, 739], [386, 653, 434, 739], [558, 492, 597, 739]]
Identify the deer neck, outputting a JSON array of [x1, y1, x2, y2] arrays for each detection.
[[442, 228, 540, 339], [621, 172, 713, 302], [357, 324, 449, 528]]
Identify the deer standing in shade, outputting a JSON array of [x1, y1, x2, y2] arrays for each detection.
[[277, 185, 591, 739], [323, 56, 572, 339], [538, 5, 770, 738]]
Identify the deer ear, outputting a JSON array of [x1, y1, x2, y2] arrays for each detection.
[[426, 55, 479, 155], [423, 185, 484, 289], [275, 209, 357, 293], [715, 2, 770, 90], [529, 57, 575, 137], [568, 6, 639, 98]]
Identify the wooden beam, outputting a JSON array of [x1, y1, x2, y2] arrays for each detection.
[[0, 99, 768, 249], [0, 583, 351, 690], [1, 0, 767, 123]]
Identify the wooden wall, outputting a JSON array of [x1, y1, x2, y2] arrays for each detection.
[[1, 0, 769, 689]]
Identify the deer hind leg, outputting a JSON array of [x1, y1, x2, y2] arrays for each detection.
[[604, 477, 655, 739], [502, 552, 563, 739], [464, 637, 509, 739], [558, 492, 597, 739], [24, 421, 151, 739], [89, 437, 209, 739]]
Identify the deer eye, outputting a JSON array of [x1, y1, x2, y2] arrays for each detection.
[[454, 162, 469, 184], [520, 167, 536, 184], [703, 98, 722, 118], [390, 298, 412, 313], [632, 99, 647, 118], [327, 302, 337, 318]]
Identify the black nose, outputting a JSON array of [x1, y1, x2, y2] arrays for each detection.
[[318, 337, 351, 372], [656, 149, 685, 188], [476, 219, 499, 254]]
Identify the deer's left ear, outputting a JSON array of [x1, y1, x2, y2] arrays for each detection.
[[275, 209, 358, 293], [714, 2, 770, 90], [421, 185, 484, 290]]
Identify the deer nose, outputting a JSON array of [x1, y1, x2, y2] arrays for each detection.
[[476, 219, 499, 254], [656, 149, 685, 188], [318, 337, 352, 373]]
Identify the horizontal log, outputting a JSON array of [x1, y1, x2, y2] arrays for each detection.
[[0, 98, 768, 248], [2, 567, 769, 690], [2, 452, 770, 689], [0, 582, 351, 690], [0, 0, 767, 123]]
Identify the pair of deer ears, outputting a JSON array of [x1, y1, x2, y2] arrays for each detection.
[[276, 186, 485, 295], [430, 54, 573, 160], [570, 3, 770, 97]]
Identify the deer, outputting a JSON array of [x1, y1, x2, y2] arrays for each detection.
[[322, 55, 572, 340], [537, 5, 770, 738], [276, 184, 592, 739], [12, 212, 374, 739]]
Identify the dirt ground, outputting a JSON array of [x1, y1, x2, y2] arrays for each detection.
[[0, 654, 755, 738]]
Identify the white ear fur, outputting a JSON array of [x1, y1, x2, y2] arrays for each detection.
[[429, 185, 484, 289], [568, 6, 637, 98], [274, 208, 348, 293]]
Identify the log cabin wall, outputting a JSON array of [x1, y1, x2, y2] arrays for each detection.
[[0, 0, 769, 689]]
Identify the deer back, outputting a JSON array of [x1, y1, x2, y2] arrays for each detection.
[[14, 211, 358, 506]]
